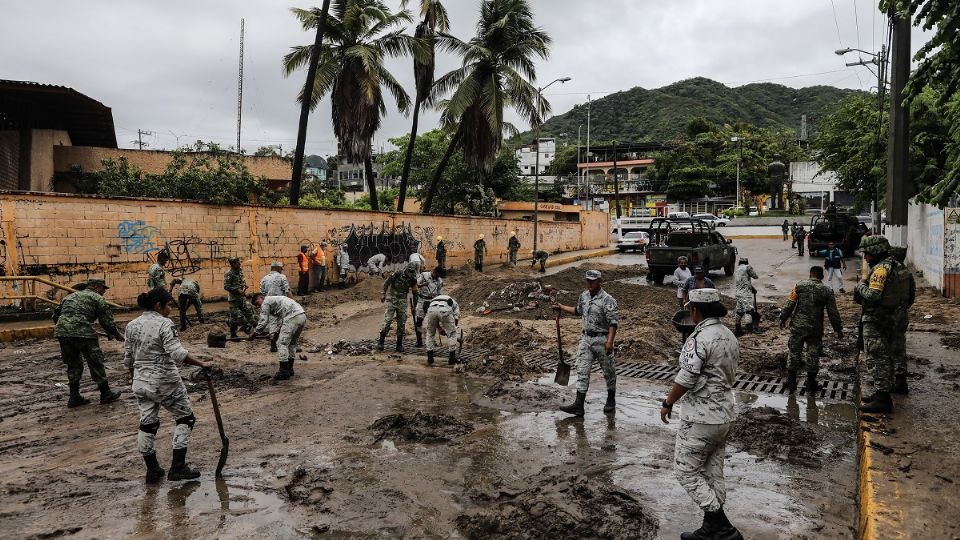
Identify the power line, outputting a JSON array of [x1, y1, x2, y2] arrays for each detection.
[[828, 0, 845, 47], [853, 0, 862, 51]]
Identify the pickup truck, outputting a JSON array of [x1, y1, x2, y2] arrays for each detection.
[[644, 218, 738, 284], [807, 212, 868, 254]]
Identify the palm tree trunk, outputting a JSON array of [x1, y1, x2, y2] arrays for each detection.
[[397, 93, 422, 212], [364, 155, 379, 212], [423, 126, 464, 214], [290, 0, 331, 206]]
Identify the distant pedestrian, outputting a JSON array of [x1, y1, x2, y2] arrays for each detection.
[[336, 245, 351, 288], [672, 256, 692, 308], [435, 237, 447, 269], [251, 294, 307, 381], [171, 278, 204, 331], [366, 253, 388, 276], [790, 222, 799, 248], [508, 231, 521, 265], [795, 226, 807, 256], [474, 234, 487, 272], [311, 243, 327, 292], [531, 250, 549, 273], [780, 266, 844, 394], [682, 266, 715, 306], [816, 241, 847, 293], [781, 220, 790, 241], [296, 245, 310, 295]]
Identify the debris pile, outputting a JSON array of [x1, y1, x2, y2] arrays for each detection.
[[729, 406, 848, 468], [321, 340, 375, 357], [459, 321, 549, 378], [369, 411, 474, 443], [185, 367, 269, 394]]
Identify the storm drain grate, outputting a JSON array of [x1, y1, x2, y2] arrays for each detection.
[[346, 340, 853, 400]]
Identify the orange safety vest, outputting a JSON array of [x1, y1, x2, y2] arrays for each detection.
[[312, 247, 326, 266], [297, 252, 309, 273]]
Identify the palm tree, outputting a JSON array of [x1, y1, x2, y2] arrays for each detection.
[[396, 0, 450, 212], [283, 1, 419, 211], [421, 0, 550, 214]]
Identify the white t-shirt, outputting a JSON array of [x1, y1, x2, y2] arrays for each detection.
[[673, 267, 692, 299]]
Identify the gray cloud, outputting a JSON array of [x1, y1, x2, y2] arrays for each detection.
[[0, 0, 929, 156]]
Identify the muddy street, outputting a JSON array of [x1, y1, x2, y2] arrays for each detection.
[[0, 239, 894, 538]]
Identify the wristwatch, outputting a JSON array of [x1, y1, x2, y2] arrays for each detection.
[[661, 399, 673, 409]]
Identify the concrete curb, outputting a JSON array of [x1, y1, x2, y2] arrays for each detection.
[[857, 418, 880, 540], [545, 247, 620, 268]]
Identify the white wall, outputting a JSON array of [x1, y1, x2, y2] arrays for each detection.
[[906, 202, 945, 290]]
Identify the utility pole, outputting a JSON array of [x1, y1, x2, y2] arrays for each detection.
[[532, 77, 570, 254], [577, 125, 582, 204], [290, 0, 331, 206], [585, 95, 592, 211], [886, 12, 910, 245], [612, 140, 622, 239], [134, 130, 152, 150], [731, 136, 742, 209], [237, 18, 245, 153]]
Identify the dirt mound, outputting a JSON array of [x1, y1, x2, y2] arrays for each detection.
[[942, 334, 960, 349], [369, 411, 474, 443], [297, 274, 384, 308], [475, 380, 567, 413], [456, 466, 658, 540], [458, 321, 551, 379], [730, 406, 848, 468], [185, 367, 270, 394]]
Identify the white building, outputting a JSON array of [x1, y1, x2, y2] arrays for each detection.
[[516, 138, 556, 176], [789, 161, 851, 208]]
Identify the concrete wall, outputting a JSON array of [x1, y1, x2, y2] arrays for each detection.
[[30, 130, 72, 192], [906, 202, 946, 292], [0, 192, 609, 306], [0, 131, 19, 191]]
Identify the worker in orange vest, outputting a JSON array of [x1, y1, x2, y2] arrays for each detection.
[[296, 245, 310, 296], [311, 243, 328, 292]]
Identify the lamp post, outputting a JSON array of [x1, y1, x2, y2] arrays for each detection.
[[533, 77, 571, 254]]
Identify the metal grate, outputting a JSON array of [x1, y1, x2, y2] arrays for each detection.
[[348, 340, 853, 401]]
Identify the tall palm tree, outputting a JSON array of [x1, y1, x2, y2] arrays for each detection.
[[283, 1, 419, 211], [421, 0, 550, 214], [396, 0, 450, 212]]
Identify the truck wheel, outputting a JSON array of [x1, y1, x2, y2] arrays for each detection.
[[702, 259, 711, 274], [649, 271, 663, 284], [724, 257, 735, 276]]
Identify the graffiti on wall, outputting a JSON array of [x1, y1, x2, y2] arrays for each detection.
[[162, 237, 223, 277], [945, 208, 960, 273], [117, 220, 162, 255]]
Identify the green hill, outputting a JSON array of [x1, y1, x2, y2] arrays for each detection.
[[528, 77, 863, 142]]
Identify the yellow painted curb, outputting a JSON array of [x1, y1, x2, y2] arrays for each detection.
[[858, 421, 877, 539], [0, 326, 55, 342]]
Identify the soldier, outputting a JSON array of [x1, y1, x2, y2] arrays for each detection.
[[795, 226, 807, 256], [259, 262, 292, 353], [435, 236, 447, 269], [659, 288, 743, 540], [781, 219, 790, 241], [171, 278, 204, 331], [224, 257, 255, 338], [378, 262, 419, 352], [508, 231, 521, 265], [779, 266, 844, 393], [336, 245, 351, 288], [366, 253, 388, 276], [296, 245, 310, 295], [790, 222, 799, 248], [856, 236, 911, 413], [473, 234, 487, 272], [554, 270, 619, 416], [423, 294, 461, 365], [733, 257, 759, 336], [310, 243, 327, 292], [531, 250, 549, 273], [409, 250, 427, 272], [251, 294, 307, 381], [53, 278, 124, 408], [890, 247, 915, 394], [148, 251, 170, 291], [816, 241, 848, 293], [125, 288, 213, 483], [414, 266, 445, 347]]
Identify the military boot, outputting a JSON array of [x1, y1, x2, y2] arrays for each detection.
[[396, 331, 405, 353], [376, 331, 387, 351], [180, 319, 188, 332], [860, 391, 893, 413], [603, 390, 616, 413], [805, 373, 821, 393], [143, 453, 166, 484], [167, 448, 201, 481], [427, 351, 435, 365], [746, 322, 755, 334], [270, 335, 278, 353], [229, 324, 239, 339], [892, 374, 909, 395], [98, 382, 122, 404], [448, 351, 457, 365], [681, 507, 743, 540], [288, 357, 295, 377], [559, 391, 586, 417], [415, 330, 423, 348], [67, 383, 90, 408], [785, 370, 798, 394], [272, 362, 291, 381], [734, 322, 744, 337]]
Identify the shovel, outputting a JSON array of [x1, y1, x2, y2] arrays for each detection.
[[203, 369, 229, 477], [554, 313, 570, 386]]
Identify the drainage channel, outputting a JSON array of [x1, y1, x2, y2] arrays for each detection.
[[352, 340, 853, 401]]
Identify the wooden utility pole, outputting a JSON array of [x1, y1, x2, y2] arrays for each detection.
[[886, 11, 911, 243], [290, 0, 331, 206]]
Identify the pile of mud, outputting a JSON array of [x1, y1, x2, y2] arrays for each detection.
[[370, 411, 474, 443], [185, 367, 269, 394], [297, 275, 384, 308], [284, 466, 334, 506], [456, 466, 659, 539], [730, 406, 847, 468], [941, 334, 960, 349], [476, 380, 567, 413], [314, 340, 376, 356], [459, 321, 550, 379]]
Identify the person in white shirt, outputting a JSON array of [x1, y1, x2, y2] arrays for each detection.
[[250, 294, 306, 381], [673, 257, 693, 309]]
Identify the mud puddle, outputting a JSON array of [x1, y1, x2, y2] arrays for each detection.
[[370, 411, 475, 444]]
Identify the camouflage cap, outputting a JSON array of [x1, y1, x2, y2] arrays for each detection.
[[585, 270, 602, 281], [86, 278, 109, 289], [271, 261, 284, 268], [687, 288, 720, 304], [860, 235, 890, 255]]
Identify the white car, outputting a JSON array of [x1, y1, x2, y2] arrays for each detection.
[[692, 213, 730, 227], [617, 231, 649, 253]]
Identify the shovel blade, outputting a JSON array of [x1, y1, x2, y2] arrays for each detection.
[[554, 361, 570, 386]]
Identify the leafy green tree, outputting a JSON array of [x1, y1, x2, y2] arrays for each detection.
[[253, 146, 281, 157], [283, 1, 421, 211]]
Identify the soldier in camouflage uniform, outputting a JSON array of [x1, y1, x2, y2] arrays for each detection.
[[856, 235, 912, 413], [171, 278, 204, 331], [251, 294, 306, 381], [335, 246, 351, 289], [125, 287, 213, 483], [423, 294, 461, 365], [414, 266, 445, 347], [733, 257, 759, 336], [531, 250, 549, 273], [779, 266, 844, 394], [435, 236, 447, 270], [473, 235, 487, 272], [554, 270, 619, 416], [508, 232, 520, 265], [378, 262, 419, 352], [259, 262, 292, 353], [224, 257, 254, 338], [53, 278, 124, 408], [890, 247, 915, 394], [795, 226, 807, 256], [147, 251, 170, 291], [660, 288, 743, 540]]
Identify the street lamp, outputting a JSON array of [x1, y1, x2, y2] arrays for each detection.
[[533, 76, 571, 255], [730, 136, 742, 210]]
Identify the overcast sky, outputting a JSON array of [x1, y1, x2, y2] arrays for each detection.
[[1, 0, 930, 156]]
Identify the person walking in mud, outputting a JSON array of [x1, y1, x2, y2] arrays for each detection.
[[435, 236, 447, 270], [171, 278, 204, 331], [414, 266, 445, 347], [672, 256, 692, 308], [378, 262, 419, 352], [423, 294, 461, 365], [554, 270, 619, 417], [224, 257, 255, 338], [790, 222, 799, 248], [816, 241, 847, 293], [508, 231, 521, 265], [336, 245, 351, 288], [795, 226, 807, 256], [681, 266, 715, 306], [779, 266, 844, 394], [659, 288, 744, 540], [259, 262, 291, 353], [733, 258, 759, 336], [890, 247, 915, 395], [531, 250, 549, 273], [125, 288, 213, 483], [250, 293, 307, 381], [473, 234, 487, 272], [53, 278, 124, 408]]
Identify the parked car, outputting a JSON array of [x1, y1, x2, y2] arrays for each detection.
[[645, 218, 737, 283], [617, 231, 649, 253], [692, 213, 730, 227], [667, 211, 691, 219]]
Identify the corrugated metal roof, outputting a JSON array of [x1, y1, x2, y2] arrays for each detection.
[[0, 79, 117, 148]]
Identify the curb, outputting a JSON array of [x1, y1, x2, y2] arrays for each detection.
[[545, 247, 620, 268], [857, 418, 879, 540]]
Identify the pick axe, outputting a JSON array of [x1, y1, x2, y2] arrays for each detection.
[[203, 369, 229, 477]]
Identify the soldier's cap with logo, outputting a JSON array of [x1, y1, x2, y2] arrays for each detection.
[[684, 287, 727, 316], [228, 256, 241, 264], [86, 278, 109, 289], [585, 270, 602, 281], [693, 265, 704, 273], [860, 235, 891, 255], [271, 261, 284, 268]]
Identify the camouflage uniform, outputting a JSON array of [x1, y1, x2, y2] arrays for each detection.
[[415, 271, 443, 343], [380, 263, 418, 338], [889, 248, 915, 377], [259, 270, 291, 334], [508, 236, 521, 265], [795, 228, 807, 255], [673, 318, 739, 513], [124, 310, 194, 456], [424, 295, 460, 355], [175, 279, 203, 328], [780, 278, 843, 375], [572, 289, 619, 393], [336, 249, 351, 287], [53, 289, 121, 385], [147, 263, 167, 290], [733, 264, 758, 327], [254, 296, 306, 369], [857, 256, 910, 392], [224, 267, 254, 329], [473, 239, 487, 271], [532, 250, 549, 273], [435, 241, 447, 269]]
